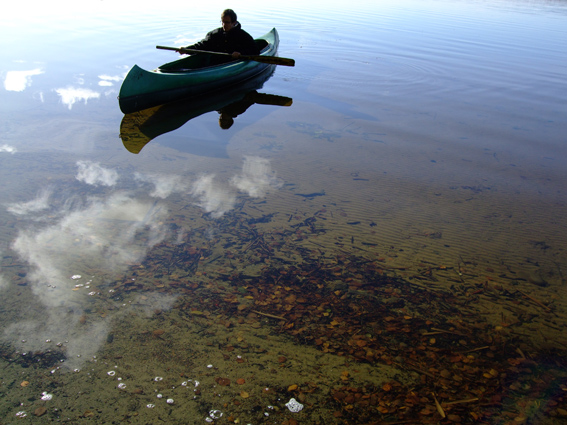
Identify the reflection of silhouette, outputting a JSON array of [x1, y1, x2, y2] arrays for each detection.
[[119, 67, 292, 154], [217, 90, 292, 130]]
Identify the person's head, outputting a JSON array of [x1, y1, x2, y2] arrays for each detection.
[[221, 9, 237, 32], [219, 112, 234, 129]]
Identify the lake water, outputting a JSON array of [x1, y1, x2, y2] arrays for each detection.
[[1, 0, 566, 423]]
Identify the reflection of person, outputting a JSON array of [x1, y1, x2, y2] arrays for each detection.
[[180, 9, 260, 59], [218, 91, 259, 129]]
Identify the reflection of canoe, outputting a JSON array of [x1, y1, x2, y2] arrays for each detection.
[[119, 66, 292, 154], [118, 28, 279, 114]]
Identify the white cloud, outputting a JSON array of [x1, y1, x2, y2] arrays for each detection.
[[98, 74, 122, 81], [12, 192, 166, 284], [231, 156, 283, 197], [4, 69, 44, 92], [7, 192, 169, 368], [98, 74, 122, 87], [190, 174, 236, 218], [186, 157, 282, 218], [0, 250, 6, 291], [6, 187, 52, 215], [0, 144, 17, 154], [76, 160, 119, 186], [134, 172, 190, 199], [55, 87, 100, 109]]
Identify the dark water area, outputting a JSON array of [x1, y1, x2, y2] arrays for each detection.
[[1, 0, 567, 423]]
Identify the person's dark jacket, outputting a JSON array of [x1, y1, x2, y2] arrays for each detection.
[[185, 22, 260, 55]]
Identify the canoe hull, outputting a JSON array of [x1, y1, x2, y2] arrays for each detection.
[[119, 28, 279, 114]]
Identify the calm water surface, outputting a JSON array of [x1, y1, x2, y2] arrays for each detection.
[[1, 0, 566, 423]]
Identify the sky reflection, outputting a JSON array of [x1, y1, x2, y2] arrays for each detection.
[[76, 160, 119, 186], [98, 74, 122, 87], [1, 156, 281, 368], [3, 69, 44, 92], [192, 155, 283, 218], [134, 172, 191, 199], [0, 144, 17, 154], [55, 87, 101, 110], [5, 179, 169, 369], [6, 187, 52, 216]]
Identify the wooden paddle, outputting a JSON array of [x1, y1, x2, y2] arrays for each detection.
[[253, 93, 293, 107], [156, 45, 295, 67]]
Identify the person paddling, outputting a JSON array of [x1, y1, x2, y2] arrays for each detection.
[[179, 9, 260, 60]]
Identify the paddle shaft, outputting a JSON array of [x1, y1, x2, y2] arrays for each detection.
[[156, 45, 295, 67]]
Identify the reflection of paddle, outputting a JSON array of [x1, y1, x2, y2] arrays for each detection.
[[219, 92, 292, 129], [252, 93, 293, 107], [156, 45, 295, 67]]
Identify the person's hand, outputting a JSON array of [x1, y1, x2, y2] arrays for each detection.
[[231, 51, 241, 59]]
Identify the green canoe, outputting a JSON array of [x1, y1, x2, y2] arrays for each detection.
[[119, 28, 280, 114]]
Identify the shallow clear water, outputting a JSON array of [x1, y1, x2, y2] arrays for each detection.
[[1, 0, 567, 423]]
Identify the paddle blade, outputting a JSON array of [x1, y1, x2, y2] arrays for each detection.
[[252, 93, 293, 106], [244, 55, 295, 67]]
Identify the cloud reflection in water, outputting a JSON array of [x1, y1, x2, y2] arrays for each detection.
[[134, 172, 190, 199], [231, 155, 283, 198], [76, 160, 119, 186], [98, 74, 122, 87], [6, 187, 52, 216], [55, 87, 100, 110], [0, 255, 7, 290], [7, 191, 169, 368], [0, 144, 17, 154], [2, 156, 281, 368], [191, 174, 237, 219], [191, 156, 283, 217], [4, 69, 44, 92]]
